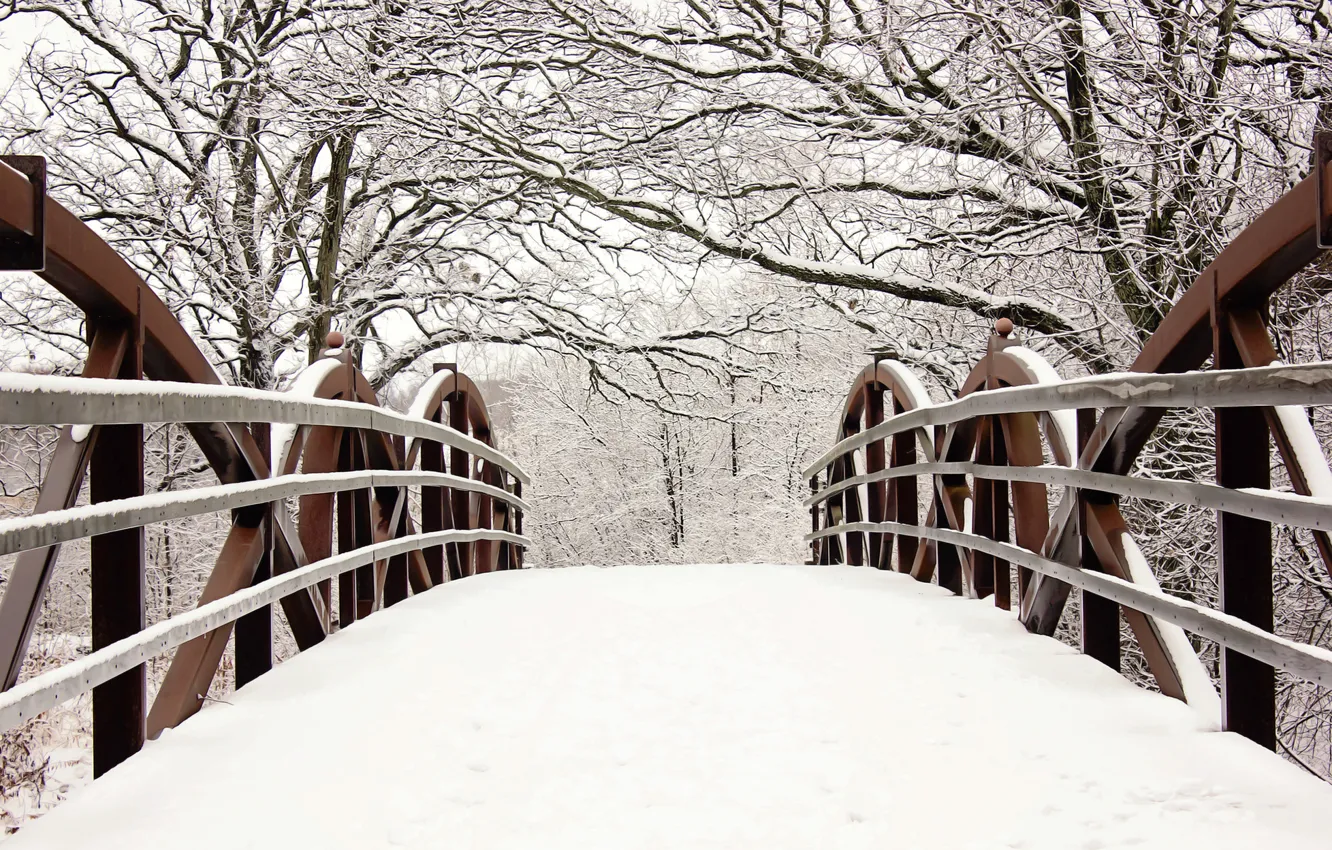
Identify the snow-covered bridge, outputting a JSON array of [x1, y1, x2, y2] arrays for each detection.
[[3, 130, 1332, 845], [11, 564, 1332, 850]]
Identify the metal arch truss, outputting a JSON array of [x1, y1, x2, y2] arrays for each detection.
[[0, 158, 531, 777], [808, 131, 1332, 750]]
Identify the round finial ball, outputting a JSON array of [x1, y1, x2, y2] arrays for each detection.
[[994, 318, 1014, 337], [325, 331, 345, 349]]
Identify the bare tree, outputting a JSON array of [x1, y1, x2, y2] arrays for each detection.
[[322, 0, 1327, 370]]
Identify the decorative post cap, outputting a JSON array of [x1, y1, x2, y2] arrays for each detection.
[[325, 331, 345, 349], [994, 318, 1014, 338]]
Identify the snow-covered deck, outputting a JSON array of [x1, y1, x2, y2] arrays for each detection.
[[12, 564, 1332, 849]]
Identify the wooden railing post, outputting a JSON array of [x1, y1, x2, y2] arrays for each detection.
[[475, 456, 496, 574], [1077, 407, 1119, 670], [973, 416, 996, 599], [422, 364, 450, 584], [934, 423, 963, 595], [865, 376, 887, 569], [892, 399, 918, 573], [513, 480, 525, 569], [235, 421, 274, 688], [384, 434, 410, 605], [824, 461, 844, 565], [1212, 277, 1275, 749], [336, 430, 358, 629], [449, 390, 472, 578], [990, 418, 1011, 610], [841, 413, 865, 566], [985, 320, 1016, 608], [89, 298, 145, 777]]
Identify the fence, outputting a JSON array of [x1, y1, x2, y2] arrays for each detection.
[[806, 133, 1332, 751], [0, 156, 529, 779]]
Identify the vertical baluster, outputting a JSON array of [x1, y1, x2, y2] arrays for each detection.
[[1213, 281, 1275, 749], [422, 408, 446, 584], [893, 399, 918, 573], [934, 423, 963, 595], [991, 417, 1011, 611], [353, 432, 375, 617], [824, 461, 845, 565], [90, 305, 145, 777], [496, 470, 512, 571], [513, 480, 525, 569], [383, 434, 410, 605], [865, 378, 887, 568], [475, 459, 496, 574], [336, 431, 358, 629], [842, 412, 865, 565], [1077, 407, 1119, 670], [449, 391, 472, 578], [972, 417, 996, 599], [236, 422, 273, 687]]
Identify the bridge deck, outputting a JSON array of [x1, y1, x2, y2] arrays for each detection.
[[12, 564, 1332, 849]]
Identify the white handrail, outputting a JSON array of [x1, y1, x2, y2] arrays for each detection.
[[0, 470, 529, 557], [804, 362, 1332, 477], [807, 461, 1332, 533], [0, 373, 530, 484], [0, 527, 529, 734], [808, 520, 1332, 688]]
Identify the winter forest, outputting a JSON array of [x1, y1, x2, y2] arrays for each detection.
[[0, 0, 1330, 831]]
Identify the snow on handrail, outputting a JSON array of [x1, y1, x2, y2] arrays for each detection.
[[0, 527, 529, 735], [803, 362, 1332, 477], [0, 470, 530, 557], [0, 373, 530, 485], [807, 520, 1332, 688], [806, 461, 1332, 534]]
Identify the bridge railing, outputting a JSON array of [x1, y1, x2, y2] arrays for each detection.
[[0, 155, 531, 780], [807, 135, 1332, 752], [0, 364, 531, 771]]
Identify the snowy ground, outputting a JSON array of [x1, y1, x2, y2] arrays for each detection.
[[9, 564, 1332, 849]]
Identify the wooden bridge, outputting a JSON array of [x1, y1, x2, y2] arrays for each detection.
[[0, 139, 1331, 846]]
